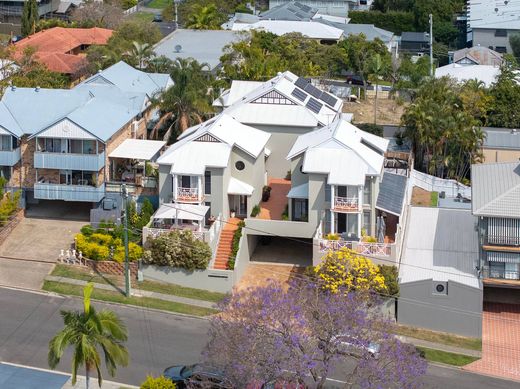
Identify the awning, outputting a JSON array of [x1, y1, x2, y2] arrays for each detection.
[[487, 251, 520, 264], [228, 177, 254, 195], [287, 182, 309, 199], [153, 203, 209, 221], [109, 139, 166, 161]]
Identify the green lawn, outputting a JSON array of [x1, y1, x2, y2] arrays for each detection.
[[395, 324, 482, 351], [51, 264, 226, 303], [430, 191, 439, 207], [43, 280, 218, 317], [417, 347, 479, 367], [128, 11, 155, 22], [146, 0, 171, 9]]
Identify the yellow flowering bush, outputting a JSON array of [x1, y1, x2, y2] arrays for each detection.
[[314, 248, 387, 294]]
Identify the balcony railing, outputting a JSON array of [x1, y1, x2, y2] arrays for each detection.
[[34, 183, 105, 202], [176, 187, 200, 202], [333, 196, 359, 211], [34, 151, 105, 171], [319, 238, 393, 258], [487, 234, 520, 246], [0, 148, 21, 166], [319, 239, 353, 252]]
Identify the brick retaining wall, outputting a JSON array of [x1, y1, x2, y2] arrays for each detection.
[[0, 209, 24, 246], [85, 259, 138, 279]]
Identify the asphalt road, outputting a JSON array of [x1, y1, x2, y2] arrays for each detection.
[[0, 287, 516, 389]]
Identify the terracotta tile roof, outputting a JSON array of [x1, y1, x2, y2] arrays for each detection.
[[14, 27, 113, 74]]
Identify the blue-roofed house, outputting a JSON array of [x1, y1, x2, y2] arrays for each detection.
[[0, 61, 172, 206]]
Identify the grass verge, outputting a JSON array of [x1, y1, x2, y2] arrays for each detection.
[[417, 347, 479, 367], [43, 280, 217, 317], [430, 191, 439, 207], [51, 264, 226, 303], [128, 11, 155, 22], [146, 0, 170, 9], [395, 324, 482, 351]]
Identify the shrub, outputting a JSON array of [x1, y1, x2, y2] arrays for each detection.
[[228, 221, 245, 270], [143, 230, 212, 270], [0, 191, 20, 223], [261, 185, 272, 202], [281, 204, 289, 221], [379, 265, 399, 296], [75, 232, 142, 262], [355, 123, 384, 137], [250, 204, 261, 217], [314, 248, 387, 294], [80, 225, 94, 236], [285, 170, 291, 180], [140, 375, 176, 389], [325, 233, 339, 240]]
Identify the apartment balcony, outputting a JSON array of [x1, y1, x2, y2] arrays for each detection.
[[333, 196, 359, 212], [34, 152, 105, 171], [34, 183, 105, 202], [0, 148, 21, 166], [176, 187, 201, 203]]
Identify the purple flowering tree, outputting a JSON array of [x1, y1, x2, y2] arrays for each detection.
[[202, 281, 426, 389]]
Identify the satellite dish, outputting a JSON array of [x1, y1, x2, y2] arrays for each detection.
[[174, 44, 182, 53]]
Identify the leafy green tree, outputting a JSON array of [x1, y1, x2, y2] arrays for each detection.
[[185, 3, 224, 29], [393, 55, 431, 95], [21, 0, 38, 36], [153, 58, 213, 141], [126, 42, 154, 69], [401, 77, 485, 180], [371, 0, 414, 12], [48, 283, 129, 389], [488, 56, 520, 128], [141, 375, 176, 388], [510, 34, 520, 61], [348, 10, 415, 34]]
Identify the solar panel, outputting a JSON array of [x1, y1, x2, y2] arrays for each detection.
[[294, 77, 309, 89], [291, 87, 308, 102], [304, 83, 323, 99], [306, 97, 323, 114], [320, 92, 339, 107]]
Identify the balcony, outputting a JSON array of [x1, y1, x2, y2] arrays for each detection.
[[333, 196, 359, 212], [34, 183, 105, 202], [34, 152, 105, 171], [0, 148, 21, 166], [176, 187, 201, 202]]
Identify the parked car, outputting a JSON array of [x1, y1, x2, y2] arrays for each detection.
[[153, 13, 163, 22], [332, 334, 381, 359], [163, 364, 232, 388]]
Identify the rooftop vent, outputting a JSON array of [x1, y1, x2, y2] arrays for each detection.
[[174, 44, 182, 53], [35, 86, 40, 92], [512, 128, 518, 134], [11, 85, 16, 91]]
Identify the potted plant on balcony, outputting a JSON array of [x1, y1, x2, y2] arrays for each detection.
[[262, 185, 272, 202]]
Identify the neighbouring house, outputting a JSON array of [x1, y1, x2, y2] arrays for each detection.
[[231, 20, 344, 43], [467, 0, 520, 53], [13, 27, 113, 78], [0, 61, 172, 211], [268, 0, 351, 17], [472, 162, 520, 286], [153, 29, 244, 73], [435, 63, 500, 87], [449, 46, 503, 67], [399, 32, 430, 55], [398, 206, 482, 338], [213, 71, 343, 178], [481, 127, 520, 163], [0, 0, 57, 27]]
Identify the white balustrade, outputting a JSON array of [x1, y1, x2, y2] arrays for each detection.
[[334, 196, 359, 211], [176, 187, 199, 201]]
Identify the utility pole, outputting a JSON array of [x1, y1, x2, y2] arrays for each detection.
[[174, 0, 178, 24], [429, 13, 433, 76], [122, 184, 131, 298]]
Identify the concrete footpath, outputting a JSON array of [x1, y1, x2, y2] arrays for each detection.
[[46, 275, 218, 309]]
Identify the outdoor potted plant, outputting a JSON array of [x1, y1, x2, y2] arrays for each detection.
[[262, 185, 272, 202], [230, 209, 236, 218], [208, 215, 216, 226]]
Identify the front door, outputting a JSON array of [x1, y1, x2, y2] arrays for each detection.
[[231, 195, 247, 217]]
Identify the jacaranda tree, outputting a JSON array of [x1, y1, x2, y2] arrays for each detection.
[[203, 280, 426, 389]]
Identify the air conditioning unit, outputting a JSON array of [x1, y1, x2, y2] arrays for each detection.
[[432, 281, 448, 295]]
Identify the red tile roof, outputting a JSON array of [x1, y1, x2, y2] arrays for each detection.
[[14, 27, 113, 74]]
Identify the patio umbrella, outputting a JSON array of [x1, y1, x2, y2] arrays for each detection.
[[377, 216, 386, 243]]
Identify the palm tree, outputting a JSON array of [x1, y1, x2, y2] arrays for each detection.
[[368, 53, 389, 125], [152, 58, 213, 142], [185, 3, 223, 30], [48, 283, 129, 389], [127, 41, 154, 70]]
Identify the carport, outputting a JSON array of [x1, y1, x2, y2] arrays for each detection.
[[250, 236, 313, 266], [25, 200, 92, 221]]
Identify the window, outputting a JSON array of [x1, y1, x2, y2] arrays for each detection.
[[495, 46, 507, 53], [205, 201, 211, 226], [0, 135, 11, 151], [363, 176, 372, 204], [495, 29, 507, 37], [292, 198, 308, 221], [235, 161, 245, 171], [70, 139, 83, 154], [83, 139, 96, 154], [325, 184, 331, 200], [363, 211, 371, 235], [204, 170, 211, 194], [0, 166, 11, 180]]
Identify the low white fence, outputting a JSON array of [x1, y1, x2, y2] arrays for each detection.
[[123, 4, 138, 14], [411, 169, 471, 199]]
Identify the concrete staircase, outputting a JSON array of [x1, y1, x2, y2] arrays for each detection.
[[213, 218, 240, 270]]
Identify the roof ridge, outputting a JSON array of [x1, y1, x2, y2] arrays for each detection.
[[474, 181, 520, 215]]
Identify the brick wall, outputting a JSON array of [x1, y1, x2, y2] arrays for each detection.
[[0, 209, 24, 246], [85, 258, 138, 278]]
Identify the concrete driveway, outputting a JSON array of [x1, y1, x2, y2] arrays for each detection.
[[464, 302, 520, 381]]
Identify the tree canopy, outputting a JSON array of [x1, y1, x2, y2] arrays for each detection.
[[487, 56, 520, 128], [185, 3, 225, 29], [21, 0, 38, 37]]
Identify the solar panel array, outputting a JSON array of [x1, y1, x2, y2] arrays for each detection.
[[304, 83, 323, 99], [291, 87, 308, 102], [306, 97, 323, 114], [320, 92, 338, 107], [294, 77, 309, 89]]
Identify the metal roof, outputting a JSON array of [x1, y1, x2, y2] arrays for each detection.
[[483, 128, 520, 149], [435, 64, 500, 87], [399, 207, 480, 289], [468, 0, 520, 30], [287, 182, 309, 199], [260, 1, 318, 21], [228, 177, 255, 195], [153, 29, 243, 71], [231, 20, 344, 40], [471, 162, 520, 218], [401, 32, 429, 42], [316, 19, 394, 42], [376, 172, 407, 216], [154, 203, 209, 221], [109, 139, 166, 161]]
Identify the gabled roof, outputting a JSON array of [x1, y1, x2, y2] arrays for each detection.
[[260, 1, 318, 21], [483, 128, 520, 149], [231, 20, 344, 40], [316, 19, 394, 43], [158, 113, 270, 175], [14, 27, 113, 74], [400, 207, 480, 288], [213, 80, 263, 107], [287, 117, 389, 186], [0, 103, 23, 138], [401, 32, 429, 42], [453, 46, 503, 67], [471, 162, 520, 218], [220, 71, 342, 126], [435, 64, 500, 87]]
